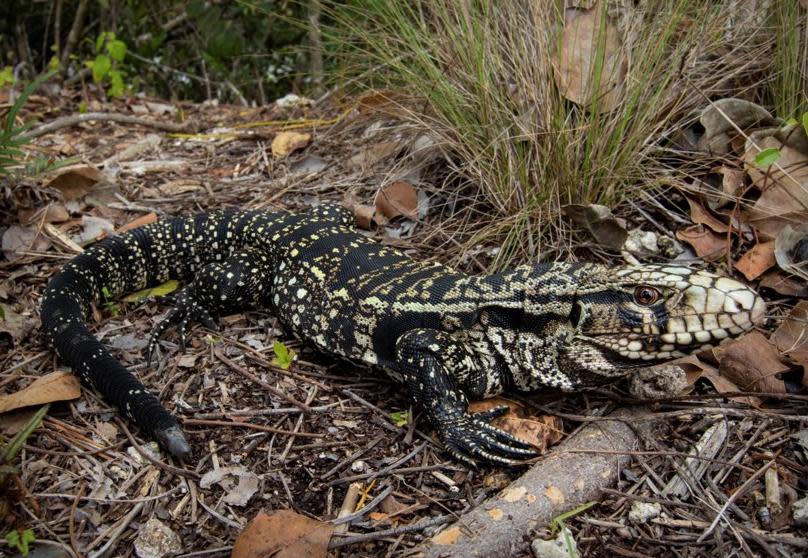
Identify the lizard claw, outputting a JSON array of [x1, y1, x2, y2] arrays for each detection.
[[435, 406, 538, 467], [146, 290, 218, 365]]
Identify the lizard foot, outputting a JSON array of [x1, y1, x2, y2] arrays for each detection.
[[436, 405, 538, 467], [147, 289, 218, 365]]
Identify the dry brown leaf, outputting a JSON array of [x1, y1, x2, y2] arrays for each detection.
[[686, 197, 730, 233], [231, 510, 333, 558], [735, 241, 776, 281], [561, 204, 627, 250], [343, 193, 388, 229], [348, 141, 400, 169], [0, 304, 33, 344], [716, 166, 746, 207], [46, 165, 107, 200], [758, 270, 808, 297], [745, 136, 808, 239], [470, 398, 564, 451], [2, 224, 51, 259], [18, 203, 70, 225], [554, 3, 626, 113], [676, 355, 761, 407], [117, 212, 158, 233], [715, 332, 788, 394], [271, 131, 311, 158], [0, 371, 81, 413], [771, 301, 808, 371], [159, 179, 204, 195], [375, 181, 419, 221], [493, 416, 564, 452], [675, 224, 727, 261]]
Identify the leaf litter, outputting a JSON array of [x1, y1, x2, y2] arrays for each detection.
[[1, 61, 807, 557]]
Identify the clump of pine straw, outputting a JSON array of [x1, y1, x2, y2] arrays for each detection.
[[325, 0, 778, 269]]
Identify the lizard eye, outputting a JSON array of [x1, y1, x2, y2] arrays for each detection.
[[634, 286, 660, 306]]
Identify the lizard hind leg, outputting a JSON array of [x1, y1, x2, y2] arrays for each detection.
[[147, 247, 274, 362]]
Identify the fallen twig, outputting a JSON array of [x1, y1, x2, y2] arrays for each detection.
[[24, 111, 190, 139]]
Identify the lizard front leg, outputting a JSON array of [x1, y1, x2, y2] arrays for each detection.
[[147, 247, 273, 360], [394, 329, 537, 466]]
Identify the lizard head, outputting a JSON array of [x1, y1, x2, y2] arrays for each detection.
[[555, 264, 766, 381]]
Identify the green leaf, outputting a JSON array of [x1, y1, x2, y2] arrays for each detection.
[[78, 100, 88, 114], [0, 66, 13, 87], [108, 70, 125, 98], [4, 70, 54, 135], [390, 410, 409, 427], [107, 39, 127, 62], [1, 404, 49, 464], [47, 55, 61, 72], [101, 286, 113, 300], [754, 147, 781, 167], [96, 32, 107, 54], [5, 528, 36, 555], [92, 54, 111, 83], [271, 339, 295, 370], [802, 112, 808, 139], [121, 280, 179, 303]]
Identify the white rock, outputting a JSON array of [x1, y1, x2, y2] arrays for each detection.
[[628, 501, 662, 524], [531, 526, 577, 558], [134, 518, 182, 558], [794, 496, 808, 527]]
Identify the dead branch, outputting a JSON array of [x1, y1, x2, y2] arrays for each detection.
[[414, 408, 644, 558], [23, 112, 191, 139]]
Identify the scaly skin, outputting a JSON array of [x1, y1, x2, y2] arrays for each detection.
[[41, 204, 766, 465]]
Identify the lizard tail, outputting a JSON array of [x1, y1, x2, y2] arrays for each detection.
[[39, 216, 222, 458]]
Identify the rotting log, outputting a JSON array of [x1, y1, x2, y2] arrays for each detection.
[[415, 408, 643, 558]]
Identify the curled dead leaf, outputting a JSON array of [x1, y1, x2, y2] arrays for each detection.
[[675, 224, 727, 261], [758, 270, 808, 297], [771, 301, 808, 372], [774, 224, 808, 279], [745, 136, 808, 239], [735, 241, 775, 281], [686, 197, 730, 233], [271, 131, 311, 158], [676, 355, 761, 407], [375, 181, 419, 221], [2, 224, 50, 260], [715, 333, 788, 394], [470, 397, 564, 451], [554, 3, 626, 113], [698, 99, 776, 155], [0, 371, 81, 414], [561, 204, 627, 250], [46, 165, 107, 200], [231, 510, 333, 558]]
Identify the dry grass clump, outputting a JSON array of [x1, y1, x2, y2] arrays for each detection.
[[325, 0, 782, 269]]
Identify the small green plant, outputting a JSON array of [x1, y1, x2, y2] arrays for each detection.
[[101, 286, 120, 317], [390, 410, 409, 427], [0, 72, 53, 176], [5, 529, 35, 556], [84, 31, 128, 98], [754, 147, 782, 167], [122, 280, 180, 303], [549, 501, 596, 557], [271, 339, 296, 370], [1, 406, 48, 557], [0, 66, 13, 87]]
